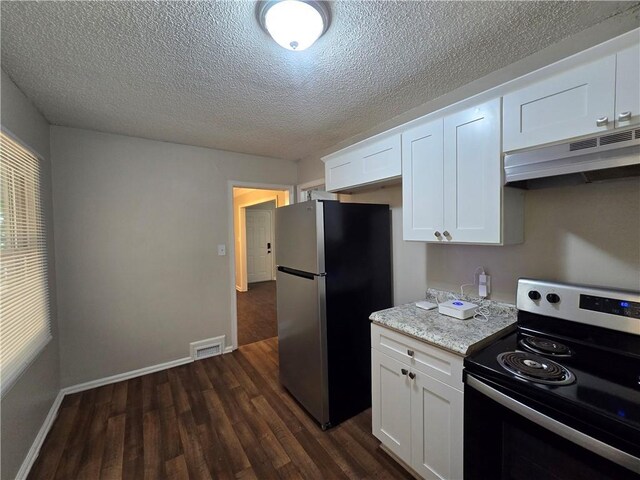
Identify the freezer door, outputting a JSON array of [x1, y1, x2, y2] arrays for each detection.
[[275, 201, 325, 275], [276, 267, 329, 426]]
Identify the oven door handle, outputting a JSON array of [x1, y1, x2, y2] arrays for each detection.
[[466, 375, 640, 474]]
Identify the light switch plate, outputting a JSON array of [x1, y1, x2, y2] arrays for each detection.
[[217, 244, 226, 256]]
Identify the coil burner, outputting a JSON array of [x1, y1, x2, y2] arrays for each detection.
[[497, 351, 575, 385], [519, 336, 572, 357]]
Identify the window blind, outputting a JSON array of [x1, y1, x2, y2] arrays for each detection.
[[0, 131, 51, 397]]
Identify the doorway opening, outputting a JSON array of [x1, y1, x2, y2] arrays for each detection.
[[232, 186, 291, 347]]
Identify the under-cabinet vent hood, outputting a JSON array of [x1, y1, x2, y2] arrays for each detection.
[[504, 127, 640, 189]]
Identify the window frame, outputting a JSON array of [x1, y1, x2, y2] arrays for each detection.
[[0, 127, 52, 397]]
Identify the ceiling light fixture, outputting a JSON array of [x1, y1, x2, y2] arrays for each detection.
[[257, 1, 330, 51]]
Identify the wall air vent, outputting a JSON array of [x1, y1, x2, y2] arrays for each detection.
[[569, 138, 597, 151], [190, 336, 226, 360], [600, 130, 633, 146], [635, 128, 640, 139]]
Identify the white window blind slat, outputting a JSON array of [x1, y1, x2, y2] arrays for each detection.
[[0, 131, 52, 397]]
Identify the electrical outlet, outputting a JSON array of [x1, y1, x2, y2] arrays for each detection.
[[217, 244, 226, 256], [479, 274, 491, 297]]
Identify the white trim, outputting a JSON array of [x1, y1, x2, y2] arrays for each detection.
[[227, 181, 294, 351], [224, 345, 235, 354], [61, 356, 193, 395], [15, 389, 65, 480]]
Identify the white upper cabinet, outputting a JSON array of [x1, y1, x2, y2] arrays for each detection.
[[324, 134, 401, 192], [402, 119, 444, 241], [503, 55, 616, 152], [403, 98, 522, 244], [615, 44, 640, 128], [443, 99, 502, 244]]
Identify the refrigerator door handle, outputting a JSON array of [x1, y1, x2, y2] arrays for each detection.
[[277, 265, 326, 279]]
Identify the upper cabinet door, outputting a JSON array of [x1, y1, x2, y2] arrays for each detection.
[[443, 99, 502, 244], [402, 119, 444, 241], [359, 134, 402, 185], [503, 55, 616, 152], [324, 134, 401, 192], [615, 44, 640, 128]]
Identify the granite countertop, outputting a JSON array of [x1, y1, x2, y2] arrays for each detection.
[[370, 288, 518, 356]]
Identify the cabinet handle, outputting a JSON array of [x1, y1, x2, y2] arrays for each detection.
[[596, 116, 609, 127], [443, 231, 450, 237], [407, 349, 414, 357], [408, 372, 416, 380], [401, 368, 408, 376], [434, 231, 441, 238], [618, 111, 632, 122]]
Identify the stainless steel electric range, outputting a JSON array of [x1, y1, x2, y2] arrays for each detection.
[[463, 279, 640, 480]]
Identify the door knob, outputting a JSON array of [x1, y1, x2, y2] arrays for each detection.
[[408, 372, 416, 380], [434, 231, 441, 238], [618, 111, 632, 122], [443, 231, 450, 237], [407, 349, 414, 357], [401, 368, 408, 376], [596, 116, 609, 127]]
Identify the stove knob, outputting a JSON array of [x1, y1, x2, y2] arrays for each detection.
[[546, 293, 561, 304], [528, 290, 541, 301]]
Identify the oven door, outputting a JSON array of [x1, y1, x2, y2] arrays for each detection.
[[464, 373, 640, 480]]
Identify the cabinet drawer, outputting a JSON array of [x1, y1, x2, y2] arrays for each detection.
[[371, 324, 464, 391]]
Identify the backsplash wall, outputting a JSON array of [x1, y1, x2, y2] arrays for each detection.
[[427, 177, 640, 303], [345, 178, 639, 305]]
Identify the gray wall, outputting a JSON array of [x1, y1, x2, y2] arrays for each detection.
[[51, 127, 297, 387], [1, 70, 60, 480]]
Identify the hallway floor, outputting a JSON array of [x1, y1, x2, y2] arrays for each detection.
[[237, 280, 277, 346]]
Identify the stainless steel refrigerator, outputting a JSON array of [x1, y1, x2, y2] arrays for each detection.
[[275, 200, 392, 429]]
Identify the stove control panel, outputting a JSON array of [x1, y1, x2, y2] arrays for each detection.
[[579, 294, 640, 319], [517, 278, 640, 335]]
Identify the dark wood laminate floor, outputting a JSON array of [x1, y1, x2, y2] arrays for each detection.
[[28, 337, 411, 480], [237, 280, 277, 346]]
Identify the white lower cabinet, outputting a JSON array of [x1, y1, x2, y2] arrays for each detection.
[[371, 325, 464, 480], [411, 371, 464, 480], [371, 349, 412, 461]]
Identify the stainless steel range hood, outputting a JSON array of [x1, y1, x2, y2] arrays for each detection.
[[504, 127, 640, 189]]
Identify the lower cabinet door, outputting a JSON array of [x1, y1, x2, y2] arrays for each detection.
[[371, 349, 412, 463], [411, 372, 464, 480]]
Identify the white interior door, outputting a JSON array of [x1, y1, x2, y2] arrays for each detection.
[[246, 209, 273, 283]]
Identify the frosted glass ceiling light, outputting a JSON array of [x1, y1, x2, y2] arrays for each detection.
[[258, 1, 330, 51]]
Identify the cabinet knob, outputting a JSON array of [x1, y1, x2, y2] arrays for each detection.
[[407, 349, 414, 357], [434, 231, 441, 238], [618, 111, 632, 122], [408, 372, 416, 380], [401, 368, 408, 376], [596, 116, 609, 127], [443, 231, 450, 237]]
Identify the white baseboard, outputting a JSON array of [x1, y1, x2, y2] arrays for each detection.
[[224, 345, 234, 354], [15, 389, 66, 480], [61, 356, 193, 395]]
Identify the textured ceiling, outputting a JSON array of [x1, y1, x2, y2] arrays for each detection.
[[1, 1, 638, 161]]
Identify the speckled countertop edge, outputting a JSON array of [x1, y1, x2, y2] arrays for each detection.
[[370, 288, 518, 356]]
